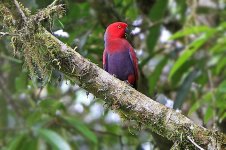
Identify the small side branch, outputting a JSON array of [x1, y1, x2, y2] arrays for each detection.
[[32, 3, 65, 23], [13, 0, 27, 22], [0, 32, 19, 37], [187, 136, 204, 150], [49, 0, 61, 7]]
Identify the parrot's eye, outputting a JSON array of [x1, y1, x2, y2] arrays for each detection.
[[117, 25, 122, 29]]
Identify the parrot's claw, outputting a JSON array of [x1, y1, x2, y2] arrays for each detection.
[[112, 74, 117, 77], [125, 80, 132, 86]]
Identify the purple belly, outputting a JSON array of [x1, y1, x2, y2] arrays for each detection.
[[107, 51, 134, 81]]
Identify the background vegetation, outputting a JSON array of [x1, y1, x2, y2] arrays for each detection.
[[0, 0, 226, 149]]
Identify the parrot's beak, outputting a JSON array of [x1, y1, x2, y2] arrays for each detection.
[[125, 27, 131, 39], [125, 27, 131, 35]]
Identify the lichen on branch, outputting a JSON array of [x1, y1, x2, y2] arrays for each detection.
[[0, 0, 65, 80]]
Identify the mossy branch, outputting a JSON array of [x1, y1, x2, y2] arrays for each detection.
[[0, 1, 226, 149]]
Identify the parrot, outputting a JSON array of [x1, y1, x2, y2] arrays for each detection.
[[103, 22, 138, 89]]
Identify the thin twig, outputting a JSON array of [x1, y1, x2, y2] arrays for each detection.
[[170, 141, 180, 150], [0, 32, 19, 37], [13, 0, 27, 22], [0, 76, 22, 117], [0, 127, 25, 131], [119, 135, 124, 150], [0, 53, 22, 63], [90, 128, 121, 137], [187, 136, 204, 150], [32, 4, 65, 23], [49, 0, 60, 7]]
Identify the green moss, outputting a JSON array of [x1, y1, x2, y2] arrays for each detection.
[[1, 1, 66, 84], [18, 1, 31, 16]]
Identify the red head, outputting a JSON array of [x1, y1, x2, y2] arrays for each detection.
[[104, 22, 128, 41]]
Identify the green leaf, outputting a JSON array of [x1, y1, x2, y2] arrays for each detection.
[[38, 99, 64, 114], [218, 80, 226, 93], [15, 71, 28, 92], [173, 70, 199, 109], [169, 34, 208, 80], [57, 19, 64, 29], [146, 0, 168, 54], [8, 134, 26, 150], [148, 57, 168, 95], [188, 101, 201, 115], [38, 129, 71, 150], [176, 0, 187, 22], [0, 92, 7, 138], [204, 106, 213, 124], [189, 92, 213, 115], [170, 60, 194, 87], [217, 22, 226, 31], [210, 35, 226, 53], [63, 116, 97, 144], [202, 92, 212, 103], [146, 26, 161, 54], [7, 133, 38, 150], [26, 111, 42, 126], [220, 112, 226, 122], [216, 97, 226, 109], [215, 57, 226, 74], [18, 136, 38, 150], [125, 2, 138, 20], [149, 0, 168, 21], [170, 26, 215, 39]]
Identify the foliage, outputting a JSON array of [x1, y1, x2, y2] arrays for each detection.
[[0, 0, 226, 149]]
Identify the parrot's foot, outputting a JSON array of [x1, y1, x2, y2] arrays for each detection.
[[112, 74, 117, 77], [125, 80, 133, 87]]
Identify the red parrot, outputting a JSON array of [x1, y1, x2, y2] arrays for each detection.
[[103, 22, 138, 89]]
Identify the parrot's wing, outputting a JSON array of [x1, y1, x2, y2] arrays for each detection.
[[128, 46, 138, 87], [103, 50, 108, 71]]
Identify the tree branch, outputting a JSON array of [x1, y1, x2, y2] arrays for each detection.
[[0, 1, 226, 149]]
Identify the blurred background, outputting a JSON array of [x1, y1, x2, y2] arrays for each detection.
[[0, 0, 226, 149]]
